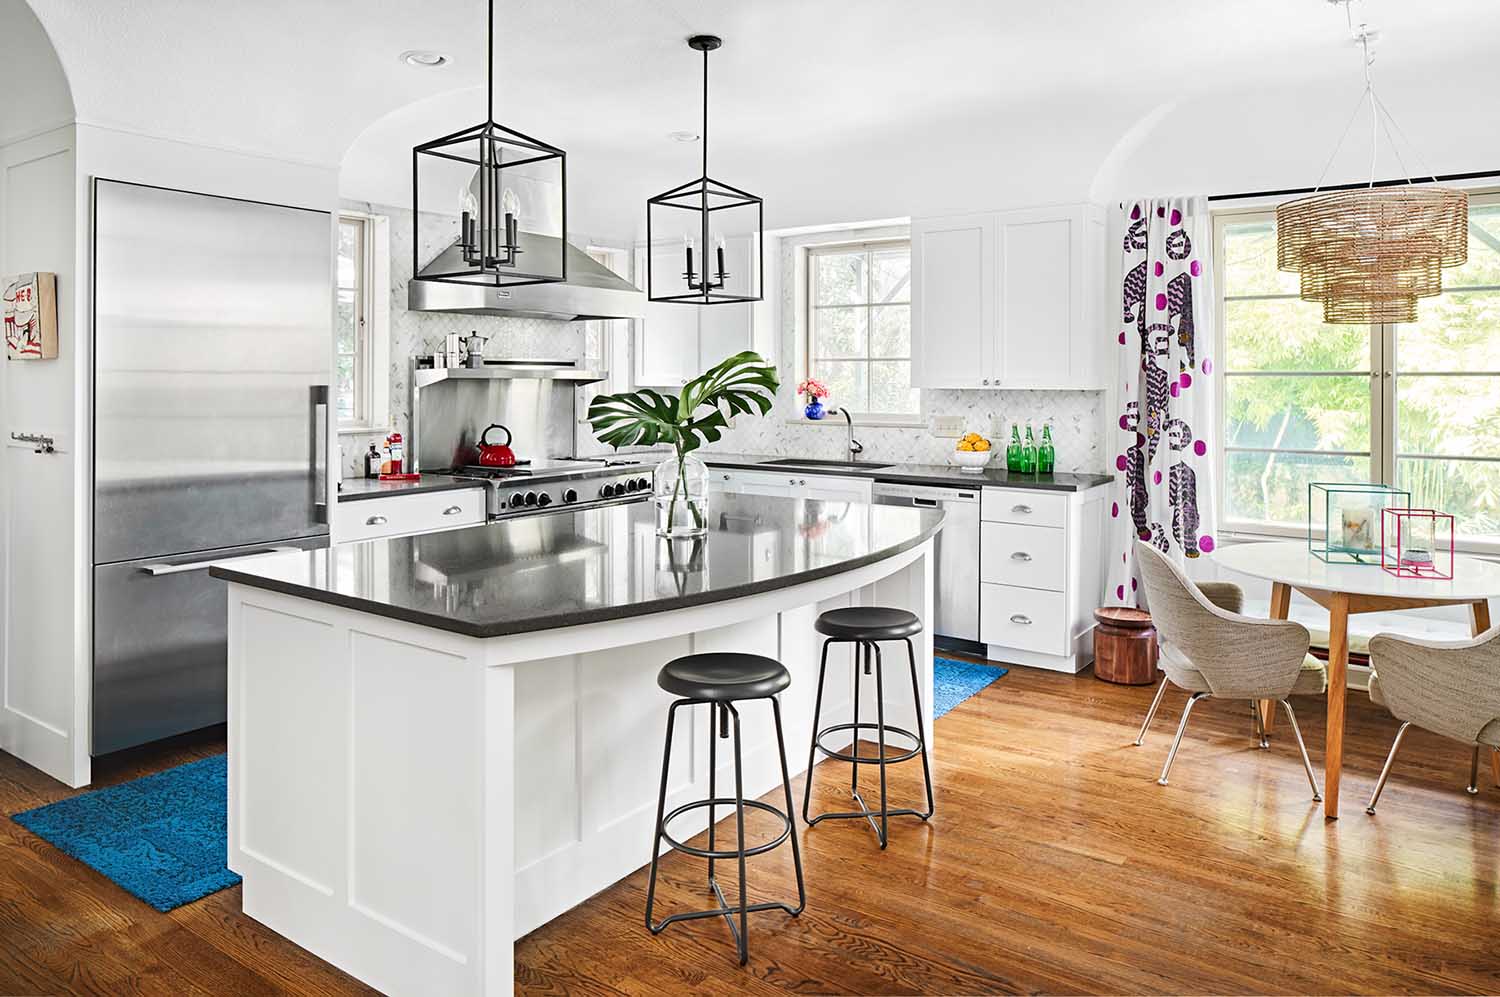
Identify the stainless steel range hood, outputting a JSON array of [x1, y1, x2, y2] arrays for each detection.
[[409, 231, 645, 322]]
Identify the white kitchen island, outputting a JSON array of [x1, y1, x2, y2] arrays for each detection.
[[212, 494, 943, 996]]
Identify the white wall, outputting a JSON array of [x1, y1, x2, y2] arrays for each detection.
[[0, 0, 73, 146]]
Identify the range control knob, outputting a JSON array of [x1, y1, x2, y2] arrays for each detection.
[[537, 492, 553, 507], [636, 477, 651, 491], [562, 488, 578, 504], [624, 477, 639, 493], [600, 483, 616, 498], [509, 493, 526, 509], [524, 491, 538, 506]]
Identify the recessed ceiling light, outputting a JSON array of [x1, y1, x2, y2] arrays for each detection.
[[669, 130, 701, 143], [400, 50, 449, 68]]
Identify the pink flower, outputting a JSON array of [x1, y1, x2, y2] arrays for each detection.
[[797, 378, 829, 399]]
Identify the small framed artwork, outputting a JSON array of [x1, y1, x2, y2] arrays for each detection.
[[4, 272, 59, 360]]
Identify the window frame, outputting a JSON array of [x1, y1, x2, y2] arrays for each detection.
[[1212, 191, 1500, 553], [803, 238, 918, 423], [336, 211, 390, 434]]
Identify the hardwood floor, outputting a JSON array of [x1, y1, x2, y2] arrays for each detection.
[[3, 665, 1498, 995]]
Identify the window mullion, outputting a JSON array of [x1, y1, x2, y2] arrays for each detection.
[[1378, 320, 1396, 486]]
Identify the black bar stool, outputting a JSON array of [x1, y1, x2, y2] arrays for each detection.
[[645, 652, 805, 966], [802, 606, 935, 849]]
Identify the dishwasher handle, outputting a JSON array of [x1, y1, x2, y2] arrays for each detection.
[[912, 497, 939, 508]]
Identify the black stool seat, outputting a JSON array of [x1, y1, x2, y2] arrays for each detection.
[[658, 652, 791, 702], [814, 606, 922, 641]]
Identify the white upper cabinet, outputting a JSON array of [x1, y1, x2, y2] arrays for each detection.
[[912, 203, 1105, 390], [634, 235, 758, 387], [911, 213, 995, 389]]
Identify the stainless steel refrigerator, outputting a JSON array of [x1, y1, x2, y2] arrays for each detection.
[[91, 179, 333, 754]]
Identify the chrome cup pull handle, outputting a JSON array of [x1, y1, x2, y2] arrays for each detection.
[[1011, 551, 1032, 562], [442, 505, 463, 516], [1011, 503, 1033, 514], [1010, 613, 1032, 625], [366, 515, 389, 526]]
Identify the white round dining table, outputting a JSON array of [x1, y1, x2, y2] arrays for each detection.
[[1215, 540, 1500, 819]]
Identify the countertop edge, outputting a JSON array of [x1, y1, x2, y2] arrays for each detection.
[[699, 455, 1113, 492], [210, 511, 945, 639], [336, 476, 485, 502]]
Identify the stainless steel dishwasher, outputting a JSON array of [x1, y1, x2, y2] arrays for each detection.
[[872, 482, 980, 641]]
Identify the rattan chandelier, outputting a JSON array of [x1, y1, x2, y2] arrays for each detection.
[[1276, 1, 1467, 325]]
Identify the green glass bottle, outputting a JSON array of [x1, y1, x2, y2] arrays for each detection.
[[1007, 424, 1022, 472], [1022, 425, 1038, 475], [1038, 424, 1056, 474]]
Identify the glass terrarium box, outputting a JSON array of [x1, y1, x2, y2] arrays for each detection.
[[1381, 508, 1455, 579], [1307, 482, 1411, 564]]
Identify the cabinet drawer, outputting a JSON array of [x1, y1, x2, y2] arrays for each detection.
[[334, 488, 485, 542], [982, 488, 1067, 528], [980, 583, 1068, 655], [981, 521, 1066, 591]]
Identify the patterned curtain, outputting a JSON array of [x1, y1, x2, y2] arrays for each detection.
[[1106, 196, 1218, 607]]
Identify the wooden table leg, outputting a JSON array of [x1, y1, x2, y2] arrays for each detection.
[[1324, 592, 1350, 820], [1468, 600, 1500, 787], [1261, 582, 1293, 734]]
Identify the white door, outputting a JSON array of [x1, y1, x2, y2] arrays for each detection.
[[996, 207, 1077, 388], [634, 245, 700, 387], [911, 213, 996, 388]]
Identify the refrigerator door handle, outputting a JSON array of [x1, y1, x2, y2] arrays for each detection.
[[310, 384, 330, 525], [140, 546, 303, 576]]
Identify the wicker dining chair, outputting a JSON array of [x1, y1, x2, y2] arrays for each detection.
[[1132, 541, 1325, 798], [1364, 628, 1500, 814]]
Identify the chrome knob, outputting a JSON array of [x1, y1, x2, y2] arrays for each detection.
[[637, 477, 651, 490], [509, 493, 526, 508], [624, 478, 639, 492], [524, 491, 538, 506], [537, 492, 552, 507], [562, 488, 578, 504], [601, 483, 615, 498]]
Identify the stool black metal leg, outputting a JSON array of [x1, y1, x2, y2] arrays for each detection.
[[645, 700, 683, 933], [850, 641, 863, 795], [730, 704, 749, 965], [802, 639, 833, 825], [904, 638, 936, 819], [770, 695, 806, 915], [706, 703, 717, 887], [873, 641, 890, 848]]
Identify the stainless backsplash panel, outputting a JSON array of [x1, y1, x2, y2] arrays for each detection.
[[413, 377, 576, 471]]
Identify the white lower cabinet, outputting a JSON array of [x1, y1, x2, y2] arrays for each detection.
[[332, 488, 486, 543], [978, 484, 1107, 672], [715, 468, 873, 503]]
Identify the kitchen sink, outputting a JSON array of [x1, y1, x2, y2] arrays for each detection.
[[760, 458, 893, 470]]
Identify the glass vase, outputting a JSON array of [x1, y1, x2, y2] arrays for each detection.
[[654, 452, 710, 538]]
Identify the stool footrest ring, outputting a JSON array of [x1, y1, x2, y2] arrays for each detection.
[[813, 722, 924, 765], [648, 876, 802, 939], [660, 798, 792, 860]]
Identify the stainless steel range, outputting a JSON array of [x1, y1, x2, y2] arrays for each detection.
[[440, 457, 658, 520]]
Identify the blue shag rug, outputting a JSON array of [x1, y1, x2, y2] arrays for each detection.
[[11, 754, 238, 912], [934, 657, 1007, 718]]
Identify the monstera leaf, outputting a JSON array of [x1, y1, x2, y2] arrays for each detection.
[[588, 351, 779, 455]]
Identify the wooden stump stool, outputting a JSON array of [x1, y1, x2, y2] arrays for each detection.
[[1092, 607, 1158, 685]]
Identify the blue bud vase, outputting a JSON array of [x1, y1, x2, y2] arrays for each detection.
[[804, 398, 826, 420]]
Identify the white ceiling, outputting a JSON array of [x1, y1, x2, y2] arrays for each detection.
[[24, 0, 1500, 236]]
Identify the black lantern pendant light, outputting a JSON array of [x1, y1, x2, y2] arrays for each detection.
[[412, 0, 566, 287], [646, 35, 763, 305]]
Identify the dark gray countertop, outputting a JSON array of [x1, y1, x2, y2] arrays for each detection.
[[699, 451, 1114, 492], [337, 474, 483, 502], [211, 494, 943, 638]]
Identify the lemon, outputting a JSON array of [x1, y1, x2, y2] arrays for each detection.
[[973, 439, 991, 452], [957, 440, 975, 452]]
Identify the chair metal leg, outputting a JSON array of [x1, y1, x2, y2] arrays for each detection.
[[645, 701, 684, 932], [1366, 721, 1412, 815], [1253, 700, 1269, 749], [1280, 700, 1322, 802], [1134, 677, 1169, 747], [801, 639, 833, 825], [1158, 692, 1207, 786], [904, 638, 936, 819], [770, 696, 806, 915], [1468, 744, 1481, 796]]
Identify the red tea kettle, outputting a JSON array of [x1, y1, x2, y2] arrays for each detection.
[[477, 424, 517, 467]]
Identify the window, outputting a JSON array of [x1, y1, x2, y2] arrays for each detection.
[[805, 241, 917, 418], [1215, 193, 1500, 544], [336, 214, 373, 427]]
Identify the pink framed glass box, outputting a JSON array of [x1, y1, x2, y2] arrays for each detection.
[[1380, 508, 1455, 579]]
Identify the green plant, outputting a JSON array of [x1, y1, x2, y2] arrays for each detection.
[[588, 350, 780, 531]]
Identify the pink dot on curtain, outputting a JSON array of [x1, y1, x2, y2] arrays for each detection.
[[1156, 205, 1165, 217], [1131, 578, 1138, 591], [1200, 536, 1216, 553], [1153, 470, 1162, 485], [1111, 502, 1119, 517], [1119, 415, 1129, 429], [1155, 293, 1167, 310], [1194, 440, 1207, 456], [1139, 528, 1152, 541], [1131, 204, 1141, 220], [1170, 208, 1182, 226], [1154, 261, 1164, 277], [1170, 383, 1180, 398], [1190, 260, 1202, 277], [1116, 454, 1127, 470], [1180, 372, 1193, 388], [1117, 585, 1125, 599], [1202, 358, 1213, 374], [1118, 332, 1126, 345]]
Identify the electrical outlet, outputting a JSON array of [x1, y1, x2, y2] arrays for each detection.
[[931, 415, 964, 438]]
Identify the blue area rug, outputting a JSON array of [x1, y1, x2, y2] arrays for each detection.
[[934, 657, 1008, 718], [11, 754, 238, 912]]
